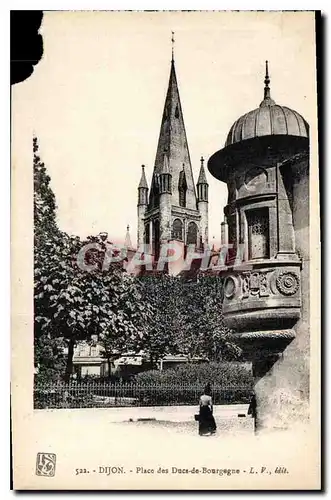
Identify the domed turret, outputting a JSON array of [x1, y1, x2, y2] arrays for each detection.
[[206, 59, 311, 434], [208, 61, 309, 183], [225, 61, 309, 147], [225, 105, 309, 147]]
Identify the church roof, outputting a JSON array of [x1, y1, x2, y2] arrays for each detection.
[[197, 156, 208, 185], [225, 61, 309, 147], [149, 55, 197, 209], [138, 165, 148, 189]]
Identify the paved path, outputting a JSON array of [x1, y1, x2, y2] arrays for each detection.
[[42, 404, 250, 423], [20, 410, 315, 490]]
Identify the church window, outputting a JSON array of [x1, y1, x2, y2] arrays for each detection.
[[172, 219, 183, 240], [179, 187, 186, 207], [175, 104, 180, 118], [247, 208, 269, 260], [144, 223, 150, 244], [187, 222, 198, 246], [150, 175, 160, 209], [152, 219, 160, 257], [178, 170, 187, 208]]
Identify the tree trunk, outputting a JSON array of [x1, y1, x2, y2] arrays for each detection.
[[107, 357, 112, 380], [150, 355, 154, 370], [64, 339, 75, 382]]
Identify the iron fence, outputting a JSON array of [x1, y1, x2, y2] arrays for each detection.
[[34, 381, 253, 409]]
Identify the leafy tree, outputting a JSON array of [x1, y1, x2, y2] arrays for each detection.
[[34, 159, 150, 382], [137, 274, 184, 368], [34, 136, 67, 381], [34, 334, 66, 383], [34, 135, 240, 383], [137, 272, 241, 365], [177, 274, 241, 361], [76, 235, 149, 379]]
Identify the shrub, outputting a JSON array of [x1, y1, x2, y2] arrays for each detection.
[[134, 361, 253, 388]]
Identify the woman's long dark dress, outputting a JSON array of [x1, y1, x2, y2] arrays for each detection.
[[199, 395, 217, 435]]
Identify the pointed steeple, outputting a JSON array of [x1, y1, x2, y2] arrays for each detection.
[[138, 165, 149, 206], [171, 31, 175, 62], [138, 165, 148, 189], [197, 156, 208, 185], [197, 156, 208, 205], [137, 166, 148, 245], [260, 60, 275, 107], [160, 153, 170, 174], [150, 41, 197, 210], [124, 224, 133, 249], [141, 38, 208, 255]]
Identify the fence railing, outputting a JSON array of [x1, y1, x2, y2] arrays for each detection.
[[34, 381, 253, 409]]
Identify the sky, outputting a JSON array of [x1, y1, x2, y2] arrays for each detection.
[[12, 11, 317, 246]]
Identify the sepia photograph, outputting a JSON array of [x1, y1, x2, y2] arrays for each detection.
[[11, 10, 320, 490]]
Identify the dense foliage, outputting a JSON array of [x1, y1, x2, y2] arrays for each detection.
[[34, 137, 148, 381], [34, 136, 241, 385], [138, 274, 241, 365], [135, 362, 253, 388], [34, 136, 67, 382]]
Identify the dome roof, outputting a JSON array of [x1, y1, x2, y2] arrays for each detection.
[[225, 61, 309, 147]]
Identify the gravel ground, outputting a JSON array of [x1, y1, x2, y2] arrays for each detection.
[[18, 409, 316, 489], [123, 416, 255, 436]]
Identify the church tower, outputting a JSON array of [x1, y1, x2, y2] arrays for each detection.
[[137, 165, 148, 246], [137, 36, 208, 259], [197, 156, 209, 248]]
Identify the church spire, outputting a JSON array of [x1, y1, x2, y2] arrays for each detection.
[[138, 165, 148, 189], [171, 31, 175, 62], [138, 165, 148, 206], [197, 156, 208, 185], [139, 40, 207, 257], [264, 60, 270, 100], [124, 224, 133, 250], [150, 41, 197, 210], [197, 155, 209, 246], [260, 60, 275, 107], [197, 156, 208, 204]]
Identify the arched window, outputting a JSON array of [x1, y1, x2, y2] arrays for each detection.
[[187, 222, 198, 246], [144, 223, 150, 244], [149, 175, 160, 209], [172, 219, 183, 240], [152, 219, 160, 257], [175, 104, 180, 118], [178, 170, 187, 208], [247, 208, 269, 260], [179, 189, 186, 208]]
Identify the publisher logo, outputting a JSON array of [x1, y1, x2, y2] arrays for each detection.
[[36, 453, 56, 477]]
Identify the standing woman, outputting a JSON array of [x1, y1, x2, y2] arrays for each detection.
[[198, 383, 217, 436]]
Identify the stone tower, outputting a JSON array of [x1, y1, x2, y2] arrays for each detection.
[[137, 45, 209, 260], [208, 62, 310, 431], [197, 156, 209, 248], [137, 165, 148, 246]]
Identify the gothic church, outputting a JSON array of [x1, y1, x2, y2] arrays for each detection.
[[136, 49, 209, 261]]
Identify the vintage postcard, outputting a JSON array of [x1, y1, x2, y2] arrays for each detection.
[[11, 10, 321, 490]]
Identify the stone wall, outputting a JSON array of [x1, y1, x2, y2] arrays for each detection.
[[198, 200, 209, 245], [253, 158, 310, 431]]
